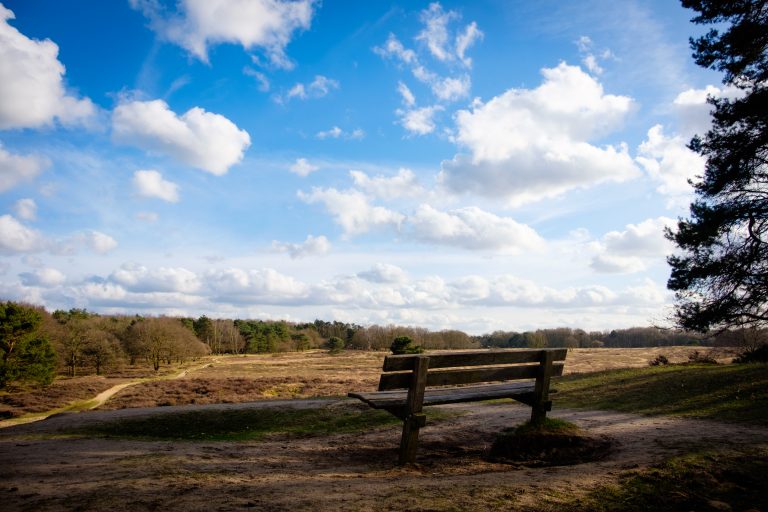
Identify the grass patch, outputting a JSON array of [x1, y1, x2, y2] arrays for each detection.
[[75, 402, 454, 442], [561, 447, 768, 512], [555, 363, 768, 425], [513, 417, 580, 436]]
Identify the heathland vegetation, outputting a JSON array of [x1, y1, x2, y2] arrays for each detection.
[[3, 300, 765, 390]]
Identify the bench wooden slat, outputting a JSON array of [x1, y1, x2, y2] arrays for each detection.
[[378, 362, 564, 391], [349, 381, 538, 408], [382, 348, 567, 372]]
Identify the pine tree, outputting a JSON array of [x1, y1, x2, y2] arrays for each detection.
[[667, 0, 768, 332]]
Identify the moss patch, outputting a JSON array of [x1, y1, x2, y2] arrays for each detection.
[[488, 417, 612, 466]]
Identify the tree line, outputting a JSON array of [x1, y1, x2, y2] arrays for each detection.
[[2, 300, 765, 389]]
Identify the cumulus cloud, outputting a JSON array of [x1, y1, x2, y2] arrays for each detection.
[[672, 84, 742, 138], [349, 168, 423, 200], [590, 217, 675, 273], [636, 124, 705, 200], [12, 198, 36, 221], [0, 5, 95, 129], [398, 105, 444, 135], [110, 263, 201, 293], [19, 267, 66, 287], [76, 231, 118, 254], [133, 169, 180, 202], [357, 263, 408, 284], [112, 99, 251, 175], [130, 0, 314, 67], [289, 158, 319, 176], [298, 187, 405, 236], [0, 214, 45, 253], [205, 267, 309, 303], [440, 62, 639, 205], [0, 144, 49, 192], [407, 205, 546, 253], [271, 234, 330, 258]]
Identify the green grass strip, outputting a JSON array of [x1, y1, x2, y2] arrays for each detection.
[[75, 402, 454, 442], [558, 447, 768, 512], [554, 363, 768, 426]]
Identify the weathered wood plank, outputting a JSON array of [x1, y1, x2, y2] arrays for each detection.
[[348, 381, 542, 408], [531, 350, 555, 423], [383, 348, 567, 371], [378, 362, 564, 390]]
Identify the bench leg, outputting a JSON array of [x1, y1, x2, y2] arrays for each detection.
[[398, 413, 426, 464]]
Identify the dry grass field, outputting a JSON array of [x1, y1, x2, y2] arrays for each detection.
[[1, 346, 762, 512]]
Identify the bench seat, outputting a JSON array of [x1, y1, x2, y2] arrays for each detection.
[[349, 380, 537, 409]]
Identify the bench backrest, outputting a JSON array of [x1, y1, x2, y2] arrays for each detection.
[[378, 348, 567, 391]]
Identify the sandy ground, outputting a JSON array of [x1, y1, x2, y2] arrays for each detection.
[[1, 398, 767, 512]]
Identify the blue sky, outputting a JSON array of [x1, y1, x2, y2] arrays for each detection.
[[0, 0, 729, 333]]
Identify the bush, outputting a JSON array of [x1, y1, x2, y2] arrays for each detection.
[[325, 336, 345, 354], [688, 350, 718, 364], [649, 354, 669, 366], [390, 336, 424, 355], [734, 344, 768, 364]]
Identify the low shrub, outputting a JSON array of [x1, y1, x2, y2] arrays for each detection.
[[734, 344, 768, 363], [649, 354, 669, 366], [687, 350, 718, 364]]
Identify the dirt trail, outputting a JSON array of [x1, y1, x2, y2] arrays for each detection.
[[0, 361, 215, 429], [1, 399, 766, 511]]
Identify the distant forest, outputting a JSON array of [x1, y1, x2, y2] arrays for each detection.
[[1, 301, 763, 388]]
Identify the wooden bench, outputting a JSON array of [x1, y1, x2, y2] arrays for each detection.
[[348, 348, 567, 464]]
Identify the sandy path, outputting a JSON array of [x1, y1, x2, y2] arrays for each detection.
[[0, 362, 215, 430], [1, 399, 766, 511]]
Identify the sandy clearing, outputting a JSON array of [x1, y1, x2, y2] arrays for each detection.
[[1, 398, 766, 511]]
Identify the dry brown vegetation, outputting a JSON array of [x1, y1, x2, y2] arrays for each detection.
[[0, 347, 735, 418], [0, 346, 763, 512]]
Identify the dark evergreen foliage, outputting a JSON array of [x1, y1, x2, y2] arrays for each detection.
[[667, 0, 768, 332]]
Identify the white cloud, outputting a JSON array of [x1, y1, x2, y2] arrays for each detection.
[[316, 126, 364, 140], [373, 33, 417, 65], [0, 5, 95, 129], [431, 75, 471, 102], [357, 263, 408, 284], [133, 169, 180, 202], [349, 168, 422, 200], [12, 198, 36, 221], [130, 0, 314, 67], [398, 105, 444, 135], [110, 263, 201, 293], [79, 231, 118, 254], [456, 21, 483, 67], [289, 158, 319, 176], [636, 124, 705, 199], [0, 214, 45, 253], [112, 99, 251, 175], [271, 234, 330, 259], [440, 62, 639, 205], [0, 144, 49, 192], [576, 35, 613, 76], [397, 81, 416, 107], [672, 84, 742, 138], [416, 2, 458, 62], [243, 67, 270, 91], [19, 267, 66, 287], [282, 75, 338, 102], [590, 217, 675, 273], [298, 187, 405, 236], [205, 267, 309, 303], [407, 205, 546, 253]]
